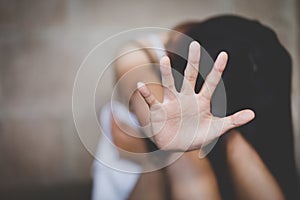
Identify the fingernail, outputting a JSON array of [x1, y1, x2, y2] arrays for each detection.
[[160, 64, 169, 74], [190, 41, 200, 49], [137, 82, 145, 88], [160, 56, 169, 63], [216, 52, 227, 70]]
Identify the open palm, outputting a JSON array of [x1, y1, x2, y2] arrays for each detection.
[[137, 41, 255, 151]]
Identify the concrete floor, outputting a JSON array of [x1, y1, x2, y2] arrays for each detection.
[[0, 0, 299, 199]]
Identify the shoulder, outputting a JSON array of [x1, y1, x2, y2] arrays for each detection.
[[114, 41, 152, 80]]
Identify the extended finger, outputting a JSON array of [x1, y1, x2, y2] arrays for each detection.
[[181, 41, 201, 94], [160, 56, 177, 100], [199, 51, 228, 101], [204, 110, 255, 143], [220, 109, 255, 134], [137, 82, 160, 107]]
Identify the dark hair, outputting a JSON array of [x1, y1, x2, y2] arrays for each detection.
[[168, 15, 299, 200]]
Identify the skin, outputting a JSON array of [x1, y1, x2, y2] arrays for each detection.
[[115, 39, 255, 151], [136, 41, 255, 151], [111, 35, 285, 199], [111, 116, 286, 200], [166, 151, 222, 200], [225, 130, 285, 200], [111, 112, 221, 200]]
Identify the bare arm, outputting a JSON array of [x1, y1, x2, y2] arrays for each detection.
[[115, 41, 255, 152], [137, 41, 255, 151], [114, 44, 164, 134], [109, 43, 164, 155]]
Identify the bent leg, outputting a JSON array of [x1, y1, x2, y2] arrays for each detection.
[[225, 130, 285, 200], [167, 151, 221, 200]]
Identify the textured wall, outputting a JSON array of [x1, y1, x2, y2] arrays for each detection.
[[0, 0, 299, 196]]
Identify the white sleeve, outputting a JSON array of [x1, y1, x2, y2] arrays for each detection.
[[91, 102, 142, 200], [92, 159, 141, 200]]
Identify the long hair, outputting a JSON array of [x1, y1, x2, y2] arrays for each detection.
[[167, 15, 299, 200]]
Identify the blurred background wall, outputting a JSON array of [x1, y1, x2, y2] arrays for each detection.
[[0, 0, 299, 199]]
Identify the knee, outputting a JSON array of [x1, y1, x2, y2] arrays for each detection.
[[225, 130, 254, 161]]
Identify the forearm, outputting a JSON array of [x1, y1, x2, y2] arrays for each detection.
[[115, 62, 163, 128]]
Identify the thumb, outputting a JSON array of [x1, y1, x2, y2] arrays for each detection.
[[221, 109, 255, 134]]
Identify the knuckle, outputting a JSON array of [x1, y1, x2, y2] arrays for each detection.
[[189, 59, 199, 67], [205, 78, 217, 87], [185, 74, 197, 82], [199, 92, 211, 102], [146, 96, 154, 103]]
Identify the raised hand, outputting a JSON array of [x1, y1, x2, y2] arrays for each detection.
[[137, 41, 255, 151]]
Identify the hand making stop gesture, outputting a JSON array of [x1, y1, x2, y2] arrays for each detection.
[[137, 41, 255, 151]]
